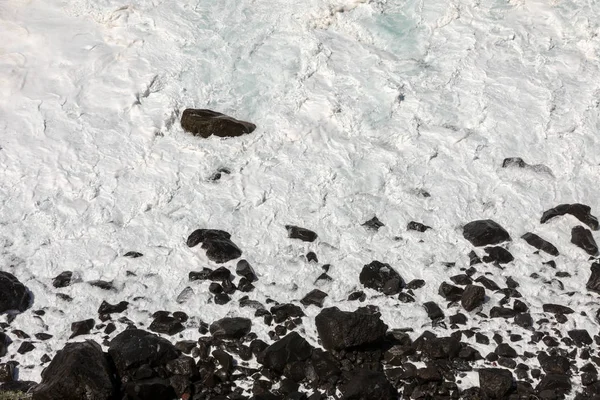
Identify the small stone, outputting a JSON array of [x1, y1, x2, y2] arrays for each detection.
[[285, 225, 318, 242], [70, 319, 95, 338]]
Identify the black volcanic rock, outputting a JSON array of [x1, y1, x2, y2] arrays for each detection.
[[124, 378, 177, 400], [541, 203, 599, 230], [489, 307, 516, 319], [52, 271, 73, 288], [341, 369, 397, 399], [236, 259, 258, 282], [315, 307, 387, 350], [538, 352, 570, 374], [123, 251, 143, 258], [536, 373, 571, 394], [98, 300, 128, 315], [407, 221, 431, 232], [210, 317, 251, 340], [149, 314, 185, 336], [463, 220, 511, 247], [259, 332, 313, 373], [483, 246, 514, 264], [542, 303, 574, 315], [571, 226, 598, 255], [70, 319, 94, 339], [186, 229, 242, 263], [423, 301, 444, 320], [479, 368, 514, 399], [461, 285, 485, 311], [359, 261, 404, 295], [0, 272, 30, 313], [285, 225, 318, 242], [300, 289, 327, 308], [568, 329, 593, 346], [108, 329, 179, 378], [521, 232, 559, 256], [181, 108, 256, 138], [362, 216, 384, 231], [438, 282, 464, 301], [31, 341, 117, 400]]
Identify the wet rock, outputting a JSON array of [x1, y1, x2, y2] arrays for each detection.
[[300, 289, 327, 308], [32, 341, 116, 400], [407, 221, 431, 232], [98, 300, 128, 315], [259, 332, 313, 373], [186, 229, 242, 263], [270, 303, 304, 323], [572, 226, 599, 255], [489, 307, 517, 319], [214, 293, 231, 305], [210, 317, 252, 340], [536, 373, 571, 394], [495, 343, 517, 358], [502, 157, 527, 168], [340, 369, 397, 399], [483, 246, 514, 264], [70, 319, 94, 339], [543, 304, 574, 315], [180, 108, 256, 138], [108, 329, 179, 378], [348, 291, 366, 302], [521, 233, 559, 256], [475, 276, 500, 291], [362, 216, 384, 231], [423, 301, 444, 320], [538, 352, 570, 374], [461, 285, 485, 311], [420, 336, 461, 360], [438, 282, 464, 302], [17, 342, 35, 354], [463, 220, 511, 247], [514, 313, 533, 329], [0, 272, 30, 313], [315, 307, 387, 350], [236, 259, 258, 282], [124, 251, 143, 258], [0, 363, 14, 383], [149, 314, 185, 336], [568, 329, 593, 346], [52, 271, 73, 288], [450, 274, 473, 286], [124, 378, 177, 400], [479, 368, 514, 399], [541, 203, 599, 230], [285, 225, 317, 242], [359, 261, 404, 295], [88, 280, 115, 290]]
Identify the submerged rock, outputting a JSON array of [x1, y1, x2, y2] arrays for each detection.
[[181, 109, 256, 138]]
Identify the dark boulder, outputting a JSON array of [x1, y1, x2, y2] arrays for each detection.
[[259, 332, 313, 373], [359, 261, 404, 295], [423, 301, 444, 320], [568, 329, 593, 346], [340, 369, 397, 399], [483, 246, 514, 264], [542, 304, 574, 315], [270, 303, 305, 323], [32, 341, 116, 400], [52, 271, 73, 288], [315, 307, 387, 350], [98, 300, 128, 315], [108, 329, 179, 378], [541, 203, 599, 230], [149, 314, 185, 336], [586, 263, 600, 295], [461, 285, 485, 312], [521, 233, 559, 256], [438, 282, 464, 301], [536, 373, 571, 393], [70, 319, 94, 339], [463, 220, 511, 247], [0, 272, 30, 313], [186, 229, 242, 263], [209, 317, 252, 340], [420, 336, 460, 360], [180, 108, 256, 138], [124, 378, 177, 400], [300, 289, 327, 308], [285, 225, 317, 242], [572, 226, 598, 255], [479, 368, 514, 399], [538, 352, 570, 374], [475, 276, 500, 291], [123, 251, 143, 258], [236, 259, 258, 282], [490, 307, 517, 319]]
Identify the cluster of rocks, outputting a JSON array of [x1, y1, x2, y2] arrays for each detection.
[[1, 198, 599, 399]]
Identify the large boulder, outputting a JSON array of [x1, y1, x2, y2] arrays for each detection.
[[0, 272, 30, 314], [259, 332, 313, 373], [108, 329, 179, 379], [32, 341, 117, 400], [341, 369, 397, 400], [463, 220, 511, 247], [186, 229, 242, 263], [461, 285, 485, 312], [571, 226, 598, 255], [359, 261, 404, 295], [180, 109, 256, 138], [541, 203, 599, 230], [315, 307, 388, 350]]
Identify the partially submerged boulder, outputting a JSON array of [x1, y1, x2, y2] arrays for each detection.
[[463, 220, 510, 247], [181, 109, 256, 138], [0, 272, 30, 314]]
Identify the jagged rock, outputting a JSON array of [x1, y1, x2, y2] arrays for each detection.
[[423, 301, 444, 320], [315, 307, 387, 350], [340, 369, 397, 399], [31, 341, 117, 400], [479, 368, 514, 399], [483, 246, 514, 264], [149, 314, 185, 335], [348, 291, 366, 302], [461, 285, 485, 311], [305, 349, 341, 384], [259, 332, 313, 373], [463, 220, 511, 247], [300, 289, 327, 308], [98, 301, 128, 315], [438, 282, 464, 301], [285, 225, 318, 242], [362, 216, 384, 231], [210, 317, 251, 340], [108, 329, 179, 379], [359, 261, 404, 295], [236, 259, 258, 282], [52, 271, 73, 288], [495, 343, 517, 358], [450, 274, 473, 286], [572, 226, 599, 255], [420, 336, 461, 360], [502, 157, 527, 168], [541, 203, 599, 230], [542, 304, 574, 315], [0, 272, 30, 313], [180, 109, 256, 138], [70, 319, 94, 339], [407, 221, 431, 232], [88, 280, 115, 290], [406, 279, 426, 289], [186, 229, 242, 263], [270, 303, 304, 323], [521, 233, 559, 256]]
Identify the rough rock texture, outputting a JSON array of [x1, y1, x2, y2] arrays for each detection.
[[461, 285, 486, 311], [463, 220, 511, 247], [479, 368, 514, 399], [541, 203, 599, 230], [259, 332, 313, 373], [571, 226, 599, 255], [32, 341, 116, 400], [341, 369, 397, 399], [359, 261, 404, 295], [0, 272, 30, 314], [180, 109, 256, 138], [315, 307, 388, 350], [521, 232, 560, 256]]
